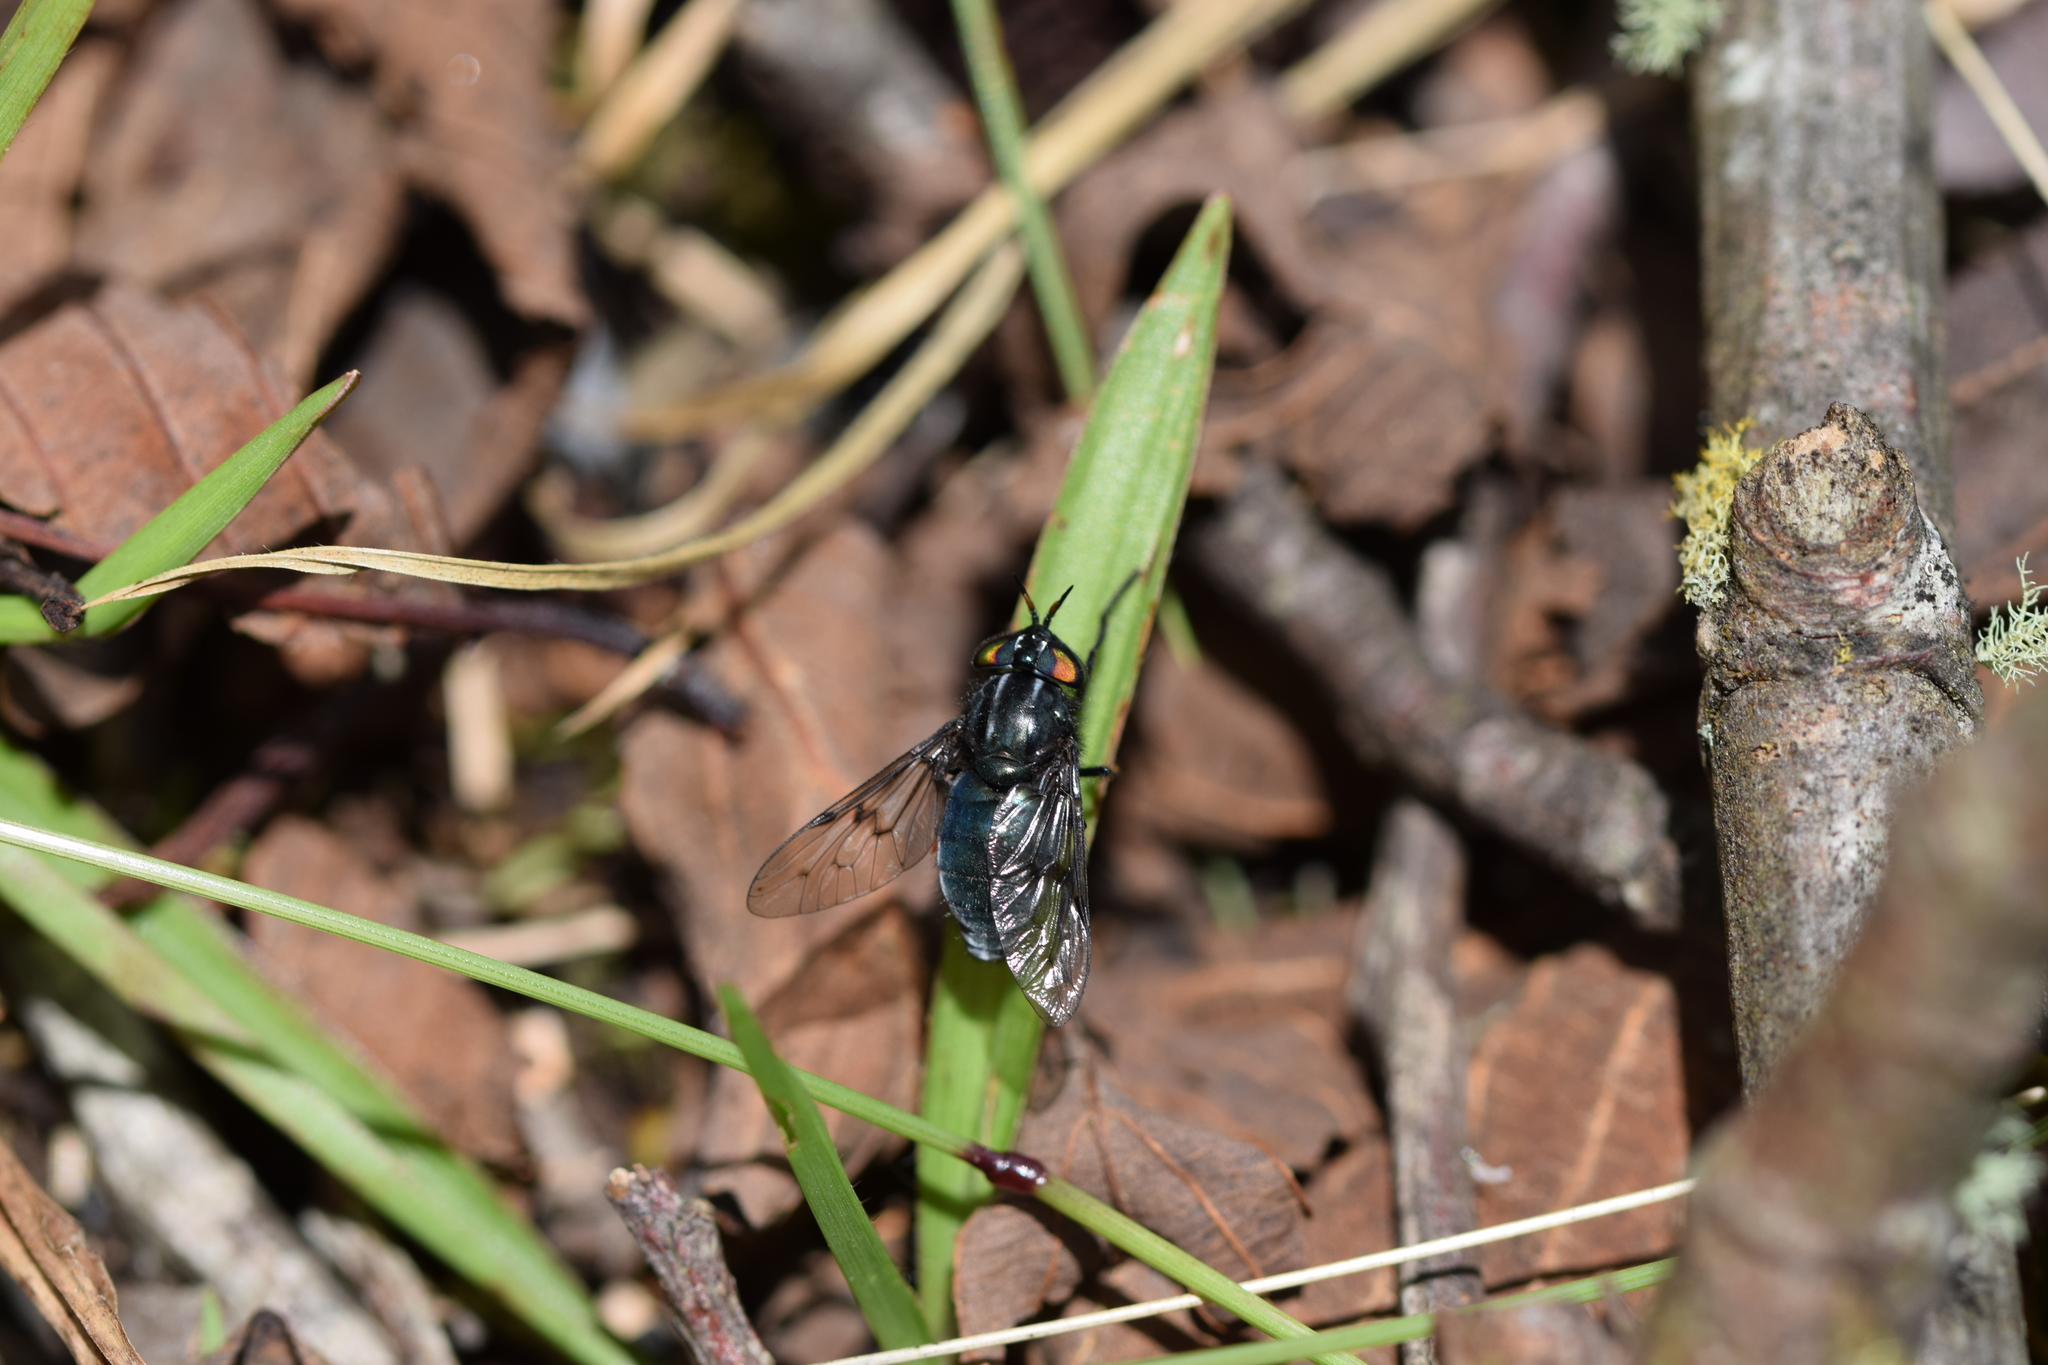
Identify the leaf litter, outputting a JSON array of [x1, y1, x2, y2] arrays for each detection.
[[3, 0, 2031, 1361]]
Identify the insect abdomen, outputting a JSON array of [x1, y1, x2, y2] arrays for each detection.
[[936, 771, 1004, 960]]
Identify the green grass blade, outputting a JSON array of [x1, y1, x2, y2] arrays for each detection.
[[1026, 193, 1229, 780], [0, 744, 627, 1365], [0, 0, 91, 161], [719, 984, 930, 1352], [0, 813, 1352, 1351], [948, 0, 1095, 402], [917, 194, 1233, 1330], [916, 936, 1040, 1337], [0, 371, 358, 642]]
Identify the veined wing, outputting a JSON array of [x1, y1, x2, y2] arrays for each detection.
[[747, 721, 964, 918], [985, 746, 1089, 1026]]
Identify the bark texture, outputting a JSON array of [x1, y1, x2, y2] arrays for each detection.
[[1349, 801, 1482, 1365], [604, 1166, 773, 1365], [1193, 465, 1680, 927], [1642, 682, 2048, 1364], [1699, 403, 1981, 1084], [1696, 0, 1949, 534]]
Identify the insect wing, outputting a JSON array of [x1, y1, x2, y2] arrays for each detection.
[[984, 749, 1089, 1025], [747, 721, 963, 918]]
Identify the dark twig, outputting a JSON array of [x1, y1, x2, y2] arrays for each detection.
[[604, 1165, 772, 1365], [0, 542, 83, 632], [1349, 800, 1482, 1365], [1642, 682, 2048, 1363], [1191, 464, 1680, 927]]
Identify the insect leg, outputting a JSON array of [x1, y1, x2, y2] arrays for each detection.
[[1082, 571, 1142, 680]]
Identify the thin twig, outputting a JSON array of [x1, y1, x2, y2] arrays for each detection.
[[604, 1166, 772, 1365], [1191, 464, 1680, 925], [1351, 801, 1482, 1365]]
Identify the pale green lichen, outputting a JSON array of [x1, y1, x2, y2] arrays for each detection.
[[1976, 556, 2048, 687], [1671, 419, 1762, 607], [1611, 0, 1724, 74], [1956, 1111, 2044, 1244]]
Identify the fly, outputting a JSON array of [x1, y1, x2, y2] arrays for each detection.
[[746, 581, 1129, 1025]]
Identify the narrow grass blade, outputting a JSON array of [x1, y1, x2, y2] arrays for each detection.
[[0, 747, 628, 1365], [1024, 193, 1229, 782], [915, 937, 1039, 1337], [0, 814, 1355, 1353], [0, 372, 360, 642], [719, 985, 930, 1352], [949, 0, 1095, 401], [916, 194, 1231, 1342], [0, 0, 91, 161]]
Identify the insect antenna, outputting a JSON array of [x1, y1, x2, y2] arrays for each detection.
[[1042, 585, 1076, 626], [1015, 578, 1043, 626]]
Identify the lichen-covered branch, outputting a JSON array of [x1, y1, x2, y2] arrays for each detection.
[[1697, 403, 1981, 1084], [1696, 0, 1949, 534], [1192, 465, 1680, 927], [1641, 680, 2048, 1363]]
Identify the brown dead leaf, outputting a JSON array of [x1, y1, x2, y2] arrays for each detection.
[[323, 288, 572, 546], [1057, 87, 1517, 529], [1479, 483, 1677, 723], [242, 816, 524, 1166], [1464, 943, 1687, 1284], [270, 0, 587, 328], [0, 42, 117, 318], [1291, 1135, 1397, 1326], [954, 1039, 1310, 1350], [1020, 1041, 1309, 1283], [1082, 912, 1375, 1172], [954, 1202, 1090, 1356], [1116, 647, 1330, 848], [1948, 219, 2048, 606], [0, 285, 435, 558], [73, 0, 404, 388], [620, 523, 954, 1222], [0, 1135, 146, 1365], [1029, 1260, 1214, 1365]]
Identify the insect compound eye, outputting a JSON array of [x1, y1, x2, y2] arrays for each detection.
[[1047, 648, 1081, 685], [975, 638, 1008, 668]]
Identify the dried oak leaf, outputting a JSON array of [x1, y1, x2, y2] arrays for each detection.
[[1291, 1135, 1397, 1326], [1484, 483, 1676, 723], [269, 0, 587, 328], [0, 42, 117, 318], [1029, 1259, 1215, 1365], [620, 524, 951, 1223], [0, 1134, 146, 1365], [1434, 1300, 1627, 1365], [1018, 1042, 1308, 1284], [0, 285, 429, 558], [956, 1043, 1308, 1357], [1464, 943, 1687, 1284], [72, 0, 404, 387], [1115, 647, 1330, 848], [1949, 218, 2048, 607], [242, 816, 525, 1166], [1056, 88, 1519, 529], [322, 287, 570, 546], [1081, 913, 1375, 1173]]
